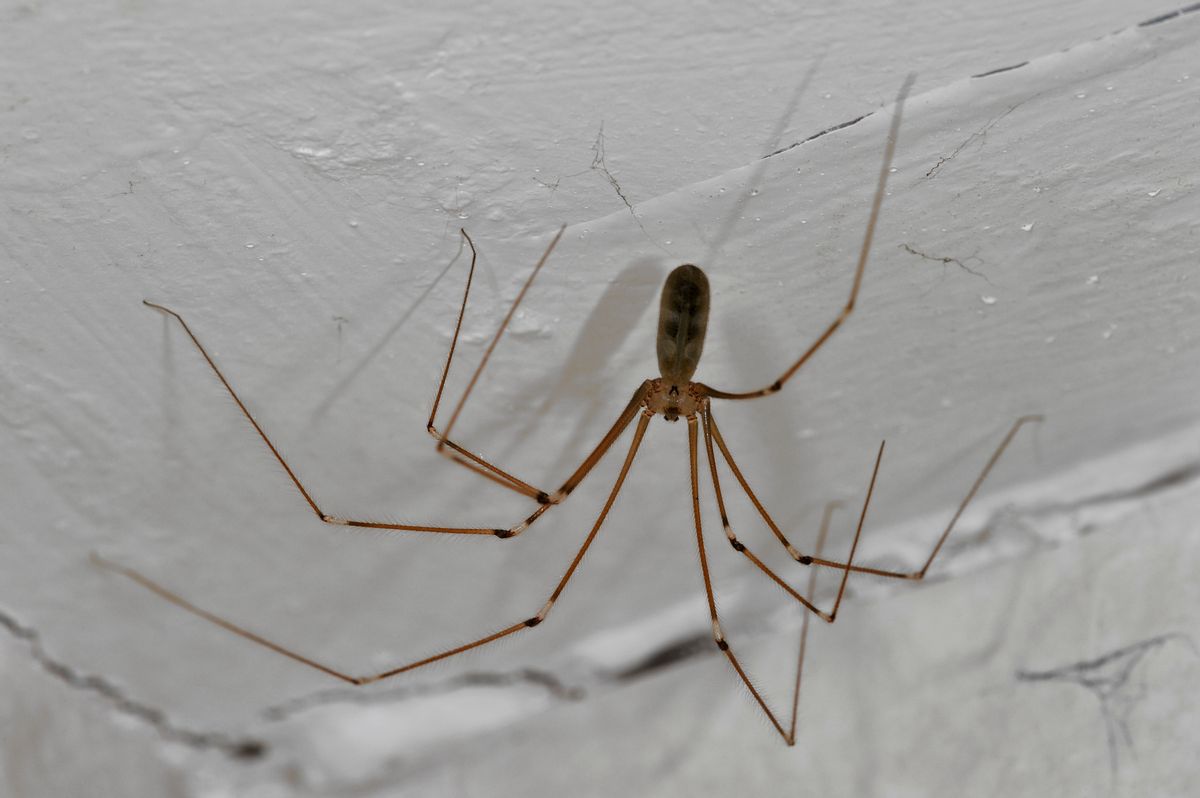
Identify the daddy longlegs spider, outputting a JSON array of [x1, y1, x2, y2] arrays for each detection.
[[96, 74, 1040, 745]]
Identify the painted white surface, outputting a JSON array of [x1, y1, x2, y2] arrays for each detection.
[[2, 1, 1198, 795]]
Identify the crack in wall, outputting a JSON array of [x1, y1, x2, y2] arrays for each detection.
[[1017, 634, 1196, 775], [590, 122, 637, 217], [0, 607, 268, 761], [1139, 3, 1200, 28], [924, 100, 1029, 179], [588, 122, 671, 253], [764, 4, 1200, 168], [900, 242, 992, 284], [971, 61, 1029, 79], [765, 113, 868, 159]]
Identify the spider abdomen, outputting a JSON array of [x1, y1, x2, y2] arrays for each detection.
[[656, 264, 710, 387]]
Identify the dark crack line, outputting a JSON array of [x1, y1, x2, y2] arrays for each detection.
[[260, 667, 585, 722], [1017, 634, 1194, 775], [925, 100, 1029, 179], [532, 175, 563, 191], [0, 606, 268, 760], [1139, 3, 1200, 27], [589, 122, 667, 251], [764, 4, 1196, 160], [765, 113, 869, 159], [971, 61, 1029, 79], [591, 123, 635, 213], [901, 242, 993, 284], [532, 167, 589, 193]]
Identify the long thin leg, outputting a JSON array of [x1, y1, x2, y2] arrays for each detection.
[[788, 500, 838, 745], [709, 411, 1041, 579], [93, 411, 653, 685], [143, 299, 647, 538], [698, 74, 916, 401], [426, 227, 570, 502], [688, 416, 878, 744], [700, 408, 877, 622], [804, 414, 1043, 580]]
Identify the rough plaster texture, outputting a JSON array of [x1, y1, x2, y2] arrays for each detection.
[[2, 2, 1198, 796]]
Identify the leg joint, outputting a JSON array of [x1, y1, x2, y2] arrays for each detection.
[[524, 599, 554, 627]]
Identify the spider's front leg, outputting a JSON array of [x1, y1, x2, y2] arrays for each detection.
[[143, 299, 649, 539], [424, 227, 652, 528], [698, 74, 915, 403], [424, 226, 565, 502]]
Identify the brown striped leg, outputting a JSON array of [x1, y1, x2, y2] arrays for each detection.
[[500, 381, 652, 537], [700, 408, 877, 622], [697, 74, 915, 402], [707, 411, 1040, 580], [92, 411, 653, 685], [144, 297, 649, 538], [706, 410, 881, 585], [688, 416, 879, 744], [799, 415, 1042, 580]]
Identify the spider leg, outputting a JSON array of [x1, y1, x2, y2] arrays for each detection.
[[802, 414, 1043, 580], [706, 410, 861, 571], [788, 499, 838, 744], [698, 73, 915, 402], [92, 411, 653, 685], [143, 300, 648, 538], [688, 416, 879, 744], [707, 410, 1040, 580], [700, 408, 876, 622], [426, 227, 569, 502]]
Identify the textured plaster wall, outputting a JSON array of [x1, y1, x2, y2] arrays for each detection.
[[2, 2, 1198, 796]]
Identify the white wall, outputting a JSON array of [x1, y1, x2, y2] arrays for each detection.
[[2, 2, 1198, 795]]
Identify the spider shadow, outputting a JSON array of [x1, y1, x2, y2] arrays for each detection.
[[491, 258, 664, 481], [307, 235, 468, 425]]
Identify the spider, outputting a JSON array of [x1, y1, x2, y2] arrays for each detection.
[[96, 74, 1039, 745]]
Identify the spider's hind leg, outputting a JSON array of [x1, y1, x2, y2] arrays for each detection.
[[803, 415, 1043, 581], [688, 414, 881, 744]]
